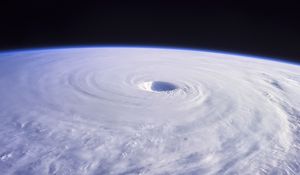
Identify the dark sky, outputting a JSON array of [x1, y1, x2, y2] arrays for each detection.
[[1, 1, 300, 63]]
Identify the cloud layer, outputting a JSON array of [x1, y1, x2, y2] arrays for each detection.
[[0, 47, 299, 174]]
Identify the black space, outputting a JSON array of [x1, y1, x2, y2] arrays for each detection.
[[1, 1, 300, 63]]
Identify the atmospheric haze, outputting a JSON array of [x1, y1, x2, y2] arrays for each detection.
[[0, 47, 300, 174]]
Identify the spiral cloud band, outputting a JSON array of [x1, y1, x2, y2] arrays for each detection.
[[0, 47, 300, 174]]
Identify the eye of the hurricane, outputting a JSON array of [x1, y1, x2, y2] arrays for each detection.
[[138, 81, 178, 92], [151, 81, 177, 91]]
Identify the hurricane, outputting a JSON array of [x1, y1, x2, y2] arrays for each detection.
[[0, 47, 299, 174]]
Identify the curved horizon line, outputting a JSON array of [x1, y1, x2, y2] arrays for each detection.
[[0, 44, 298, 66]]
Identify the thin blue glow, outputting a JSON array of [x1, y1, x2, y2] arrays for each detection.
[[0, 44, 298, 66]]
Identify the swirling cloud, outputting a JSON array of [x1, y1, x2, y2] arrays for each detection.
[[0, 47, 299, 174]]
